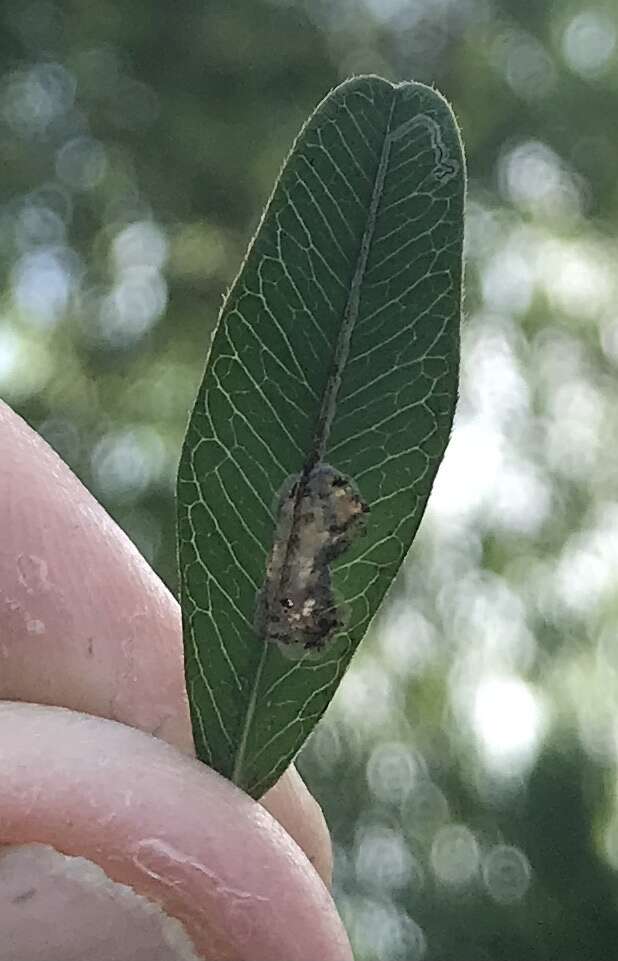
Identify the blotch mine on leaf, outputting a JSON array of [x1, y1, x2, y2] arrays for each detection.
[[255, 463, 369, 653]]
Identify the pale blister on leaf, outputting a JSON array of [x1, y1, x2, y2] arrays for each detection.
[[254, 463, 369, 656], [177, 75, 465, 797]]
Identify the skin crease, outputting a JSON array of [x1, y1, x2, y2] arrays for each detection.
[[0, 401, 351, 960]]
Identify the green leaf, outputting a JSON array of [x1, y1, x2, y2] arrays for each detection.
[[177, 75, 465, 797]]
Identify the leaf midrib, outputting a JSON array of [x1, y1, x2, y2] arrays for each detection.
[[309, 90, 397, 467], [230, 88, 399, 789]]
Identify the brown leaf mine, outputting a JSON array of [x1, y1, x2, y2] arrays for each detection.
[[255, 463, 369, 653]]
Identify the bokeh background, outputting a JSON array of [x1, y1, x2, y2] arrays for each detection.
[[2, 0, 618, 957]]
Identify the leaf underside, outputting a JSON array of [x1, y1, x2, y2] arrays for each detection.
[[177, 75, 465, 797]]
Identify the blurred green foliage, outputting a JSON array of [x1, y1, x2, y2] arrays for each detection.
[[2, 1, 618, 958]]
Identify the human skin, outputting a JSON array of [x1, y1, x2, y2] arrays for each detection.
[[0, 400, 352, 961]]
